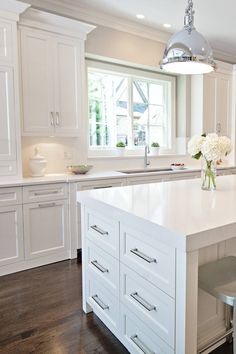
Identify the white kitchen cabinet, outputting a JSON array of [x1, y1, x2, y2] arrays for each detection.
[[70, 178, 127, 257], [0, 1, 30, 178], [0, 66, 17, 175], [0, 205, 24, 266], [23, 199, 69, 260], [0, 20, 13, 65], [191, 62, 232, 137], [19, 9, 94, 137]]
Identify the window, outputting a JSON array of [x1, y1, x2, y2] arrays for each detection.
[[87, 60, 176, 154]]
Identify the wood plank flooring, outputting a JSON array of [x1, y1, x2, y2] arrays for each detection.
[[0, 260, 232, 353]]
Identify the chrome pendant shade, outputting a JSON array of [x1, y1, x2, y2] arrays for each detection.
[[160, 0, 216, 75]]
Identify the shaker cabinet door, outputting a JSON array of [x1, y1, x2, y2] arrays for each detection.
[[53, 38, 82, 136], [23, 200, 69, 260], [0, 66, 16, 165], [20, 29, 54, 135], [0, 205, 24, 266]]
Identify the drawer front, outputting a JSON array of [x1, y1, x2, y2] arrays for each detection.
[[86, 240, 119, 295], [86, 208, 119, 259], [23, 183, 68, 203], [120, 265, 175, 347], [87, 275, 119, 335], [0, 187, 22, 206], [120, 224, 175, 297], [77, 178, 126, 191], [121, 305, 174, 354]]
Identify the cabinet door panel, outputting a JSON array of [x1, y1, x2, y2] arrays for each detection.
[[216, 76, 231, 136], [0, 205, 24, 266], [54, 38, 82, 136], [21, 29, 54, 135], [23, 200, 69, 259], [0, 66, 16, 161], [0, 20, 13, 64], [203, 75, 216, 134]]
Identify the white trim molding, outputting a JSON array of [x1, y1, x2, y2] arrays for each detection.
[[0, 0, 30, 21], [19, 8, 95, 39]]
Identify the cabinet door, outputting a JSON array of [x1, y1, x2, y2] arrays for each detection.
[[20, 29, 54, 135], [54, 37, 83, 136], [203, 74, 217, 134], [23, 200, 69, 259], [0, 205, 24, 266], [0, 66, 17, 170], [0, 20, 13, 64], [216, 74, 231, 136]]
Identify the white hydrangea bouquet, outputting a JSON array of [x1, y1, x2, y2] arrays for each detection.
[[188, 133, 232, 190]]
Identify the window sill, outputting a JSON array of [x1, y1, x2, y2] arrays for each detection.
[[88, 153, 187, 160]]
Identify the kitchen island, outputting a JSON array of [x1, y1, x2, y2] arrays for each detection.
[[77, 175, 236, 354]]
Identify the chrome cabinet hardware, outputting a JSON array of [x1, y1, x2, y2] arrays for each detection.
[[90, 224, 108, 235], [38, 202, 56, 208], [130, 248, 157, 264], [50, 111, 54, 126], [93, 186, 113, 189], [91, 260, 109, 273], [131, 335, 155, 354], [130, 292, 156, 312], [92, 294, 109, 310], [34, 190, 58, 196], [55, 112, 60, 126]]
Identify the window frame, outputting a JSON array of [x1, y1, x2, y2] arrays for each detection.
[[86, 59, 176, 157]]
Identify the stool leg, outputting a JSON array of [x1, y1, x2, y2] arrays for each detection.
[[234, 305, 236, 353]]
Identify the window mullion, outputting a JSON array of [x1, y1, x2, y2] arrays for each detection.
[[128, 77, 133, 147]]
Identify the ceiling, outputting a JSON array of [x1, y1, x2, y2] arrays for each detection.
[[75, 0, 236, 63]]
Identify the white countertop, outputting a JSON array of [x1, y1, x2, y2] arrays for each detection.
[[0, 165, 235, 188], [77, 175, 236, 252]]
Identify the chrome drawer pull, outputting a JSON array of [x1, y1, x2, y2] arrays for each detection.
[[93, 186, 113, 189], [131, 335, 155, 354], [90, 225, 108, 235], [130, 292, 156, 312], [130, 248, 157, 264], [38, 202, 56, 208], [34, 191, 59, 196], [92, 294, 109, 310], [91, 260, 109, 273]]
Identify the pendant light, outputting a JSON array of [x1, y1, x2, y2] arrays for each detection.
[[160, 0, 216, 75]]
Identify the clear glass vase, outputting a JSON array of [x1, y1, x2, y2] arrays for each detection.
[[201, 158, 216, 191]]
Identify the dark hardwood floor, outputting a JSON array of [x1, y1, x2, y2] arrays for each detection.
[[0, 260, 232, 354]]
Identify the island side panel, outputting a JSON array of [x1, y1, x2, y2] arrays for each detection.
[[176, 249, 199, 354], [81, 203, 92, 314]]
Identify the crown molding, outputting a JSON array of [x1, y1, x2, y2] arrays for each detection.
[[0, 0, 30, 21], [19, 8, 95, 39], [20, 0, 171, 43], [213, 48, 236, 65]]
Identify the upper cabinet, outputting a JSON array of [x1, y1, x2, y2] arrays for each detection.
[[0, 1, 30, 178], [191, 62, 233, 137], [19, 9, 95, 137]]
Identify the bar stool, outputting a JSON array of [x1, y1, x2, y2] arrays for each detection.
[[199, 256, 236, 353]]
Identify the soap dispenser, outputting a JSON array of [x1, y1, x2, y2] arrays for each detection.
[[29, 147, 47, 177]]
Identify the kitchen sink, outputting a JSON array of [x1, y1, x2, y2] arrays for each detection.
[[118, 168, 173, 174]]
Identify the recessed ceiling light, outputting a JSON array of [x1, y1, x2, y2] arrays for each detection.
[[136, 14, 145, 19], [163, 23, 172, 28]]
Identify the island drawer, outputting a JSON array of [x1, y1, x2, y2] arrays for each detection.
[[120, 224, 175, 297], [23, 183, 68, 203], [86, 240, 119, 295], [87, 274, 119, 336], [0, 187, 22, 206], [120, 305, 174, 354], [120, 264, 175, 347], [85, 208, 119, 259]]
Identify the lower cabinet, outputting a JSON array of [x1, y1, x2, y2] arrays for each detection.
[[0, 205, 24, 266], [23, 200, 69, 259]]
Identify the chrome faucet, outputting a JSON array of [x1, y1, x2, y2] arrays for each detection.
[[144, 145, 150, 168]]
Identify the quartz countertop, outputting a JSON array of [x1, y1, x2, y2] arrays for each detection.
[[0, 165, 235, 188], [77, 175, 236, 252]]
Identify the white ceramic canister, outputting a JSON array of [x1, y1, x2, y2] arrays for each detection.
[[29, 147, 47, 177]]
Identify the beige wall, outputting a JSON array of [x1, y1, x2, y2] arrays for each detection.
[[86, 26, 165, 67]]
